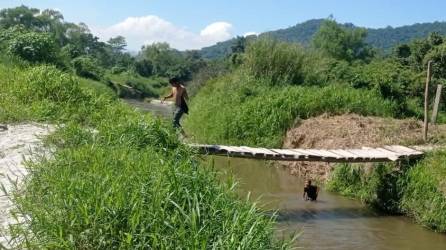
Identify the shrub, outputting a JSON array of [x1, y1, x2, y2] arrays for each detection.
[[400, 151, 446, 232], [7, 31, 57, 63], [72, 56, 104, 81], [327, 163, 405, 213], [243, 38, 307, 85]]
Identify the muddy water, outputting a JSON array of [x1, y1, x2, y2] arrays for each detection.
[[127, 99, 446, 250]]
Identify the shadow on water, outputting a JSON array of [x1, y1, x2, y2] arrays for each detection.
[[125, 99, 446, 250]]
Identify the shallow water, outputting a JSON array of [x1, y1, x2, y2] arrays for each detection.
[[127, 98, 446, 250]]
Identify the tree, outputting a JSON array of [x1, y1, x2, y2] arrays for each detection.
[[0, 5, 41, 29], [107, 36, 127, 53], [7, 31, 57, 63], [312, 19, 374, 62]]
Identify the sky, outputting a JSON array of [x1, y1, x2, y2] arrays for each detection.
[[1, 0, 446, 51]]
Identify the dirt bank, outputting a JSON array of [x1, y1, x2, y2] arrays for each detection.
[[0, 123, 53, 246], [281, 114, 446, 181]]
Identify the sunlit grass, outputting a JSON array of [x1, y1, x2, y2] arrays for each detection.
[[1, 64, 289, 249]]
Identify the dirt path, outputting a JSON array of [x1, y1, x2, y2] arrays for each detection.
[[0, 123, 53, 246]]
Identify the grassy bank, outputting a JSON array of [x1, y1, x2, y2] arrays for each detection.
[[185, 70, 397, 148], [327, 153, 446, 232], [1, 64, 288, 248]]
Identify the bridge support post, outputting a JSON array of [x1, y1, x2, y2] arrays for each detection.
[[431, 84, 443, 124], [424, 61, 433, 142]]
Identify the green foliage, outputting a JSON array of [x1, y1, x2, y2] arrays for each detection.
[[107, 72, 168, 98], [1, 63, 287, 249], [0, 64, 113, 124], [71, 56, 103, 81], [400, 151, 446, 232], [424, 43, 446, 78], [7, 31, 57, 63], [312, 19, 374, 62], [185, 72, 396, 147], [327, 163, 405, 213], [243, 38, 307, 84], [328, 151, 446, 232]]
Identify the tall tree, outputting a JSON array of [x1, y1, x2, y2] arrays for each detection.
[[107, 36, 127, 53], [312, 19, 374, 62]]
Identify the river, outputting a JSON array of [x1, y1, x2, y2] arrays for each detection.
[[126, 99, 446, 250]]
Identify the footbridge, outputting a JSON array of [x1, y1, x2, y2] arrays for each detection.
[[190, 144, 433, 163]]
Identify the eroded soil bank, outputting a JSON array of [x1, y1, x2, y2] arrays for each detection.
[[281, 114, 446, 181]]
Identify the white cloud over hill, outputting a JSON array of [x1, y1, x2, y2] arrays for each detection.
[[93, 15, 233, 51]]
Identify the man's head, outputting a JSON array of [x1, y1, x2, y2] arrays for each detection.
[[305, 180, 312, 186], [169, 77, 180, 87]]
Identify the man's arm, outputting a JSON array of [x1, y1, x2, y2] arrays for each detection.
[[162, 89, 174, 102]]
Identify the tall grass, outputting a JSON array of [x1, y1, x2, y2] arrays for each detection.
[[1, 64, 288, 249], [185, 73, 397, 147], [400, 150, 446, 232]]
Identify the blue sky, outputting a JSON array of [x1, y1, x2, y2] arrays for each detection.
[[1, 0, 445, 50]]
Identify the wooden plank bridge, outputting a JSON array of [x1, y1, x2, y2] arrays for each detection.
[[190, 144, 430, 163]]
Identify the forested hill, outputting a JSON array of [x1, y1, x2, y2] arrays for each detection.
[[199, 19, 446, 59]]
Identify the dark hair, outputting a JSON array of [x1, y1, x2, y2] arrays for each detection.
[[169, 77, 180, 85]]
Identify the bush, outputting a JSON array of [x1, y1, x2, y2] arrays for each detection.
[[7, 31, 57, 63], [243, 38, 307, 85], [327, 163, 405, 213], [400, 151, 446, 232], [328, 151, 446, 232], [72, 56, 104, 81]]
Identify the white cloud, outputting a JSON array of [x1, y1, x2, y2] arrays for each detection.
[[92, 16, 233, 51], [243, 31, 259, 37]]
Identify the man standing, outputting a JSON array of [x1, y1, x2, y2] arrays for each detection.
[[303, 180, 319, 201], [162, 77, 189, 129]]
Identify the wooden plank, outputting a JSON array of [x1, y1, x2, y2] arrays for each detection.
[[270, 149, 307, 160], [315, 149, 343, 159], [260, 148, 279, 156], [346, 149, 372, 159], [305, 149, 338, 160], [431, 84, 443, 124], [329, 149, 358, 159], [385, 145, 421, 155], [362, 147, 398, 161]]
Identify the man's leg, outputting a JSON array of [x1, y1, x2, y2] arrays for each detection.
[[173, 107, 184, 128]]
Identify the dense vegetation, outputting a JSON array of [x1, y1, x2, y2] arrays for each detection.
[[0, 5, 207, 98], [0, 64, 289, 248], [199, 19, 446, 59], [327, 152, 446, 232], [186, 19, 446, 147]]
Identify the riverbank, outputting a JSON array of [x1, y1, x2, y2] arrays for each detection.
[[0, 64, 287, 248]]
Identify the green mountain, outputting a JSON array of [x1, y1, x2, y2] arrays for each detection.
[[199, 19, 446, 59]]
